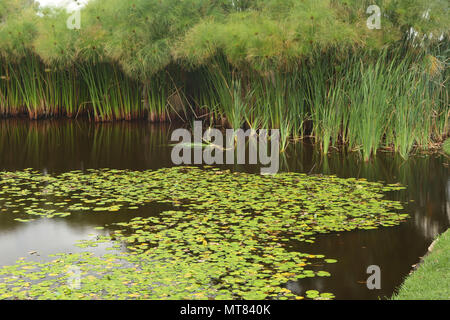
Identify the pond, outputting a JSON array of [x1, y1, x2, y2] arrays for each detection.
[[0, 119, 448, 300]]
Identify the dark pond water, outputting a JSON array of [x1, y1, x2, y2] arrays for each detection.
[[0, 119, 448, 300]]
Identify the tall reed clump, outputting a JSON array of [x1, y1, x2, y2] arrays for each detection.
[[249, 70, 309, 152], [302, 46, 449, 161], [196, 55, 250, 131], [0, 0, 448, 159], [0, 0, 40, 118], [342, 47, 449, 160]]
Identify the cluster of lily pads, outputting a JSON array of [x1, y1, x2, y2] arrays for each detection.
[[0, 167, 407, 300]]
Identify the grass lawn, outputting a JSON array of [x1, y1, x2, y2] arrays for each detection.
[[392, 229, 449, 300]]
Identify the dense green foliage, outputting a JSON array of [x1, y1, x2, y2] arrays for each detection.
[[0, 0, 449, 159], [443, 138, 450, 154]]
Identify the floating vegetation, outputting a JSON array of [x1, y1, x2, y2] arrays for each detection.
[[0, 167, 407, 299]]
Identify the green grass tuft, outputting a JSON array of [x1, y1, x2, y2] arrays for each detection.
[[443, 139, 450, 155], [392, 229, 450, 300]]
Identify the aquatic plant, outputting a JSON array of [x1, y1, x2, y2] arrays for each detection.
[[0, 167, 407, 299], [0, 0, 448, 158]]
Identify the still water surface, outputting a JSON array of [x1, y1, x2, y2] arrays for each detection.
[[0, 119, 448, 299]]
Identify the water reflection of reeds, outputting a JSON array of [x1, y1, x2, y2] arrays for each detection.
[[0, 119, 173, 172]]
